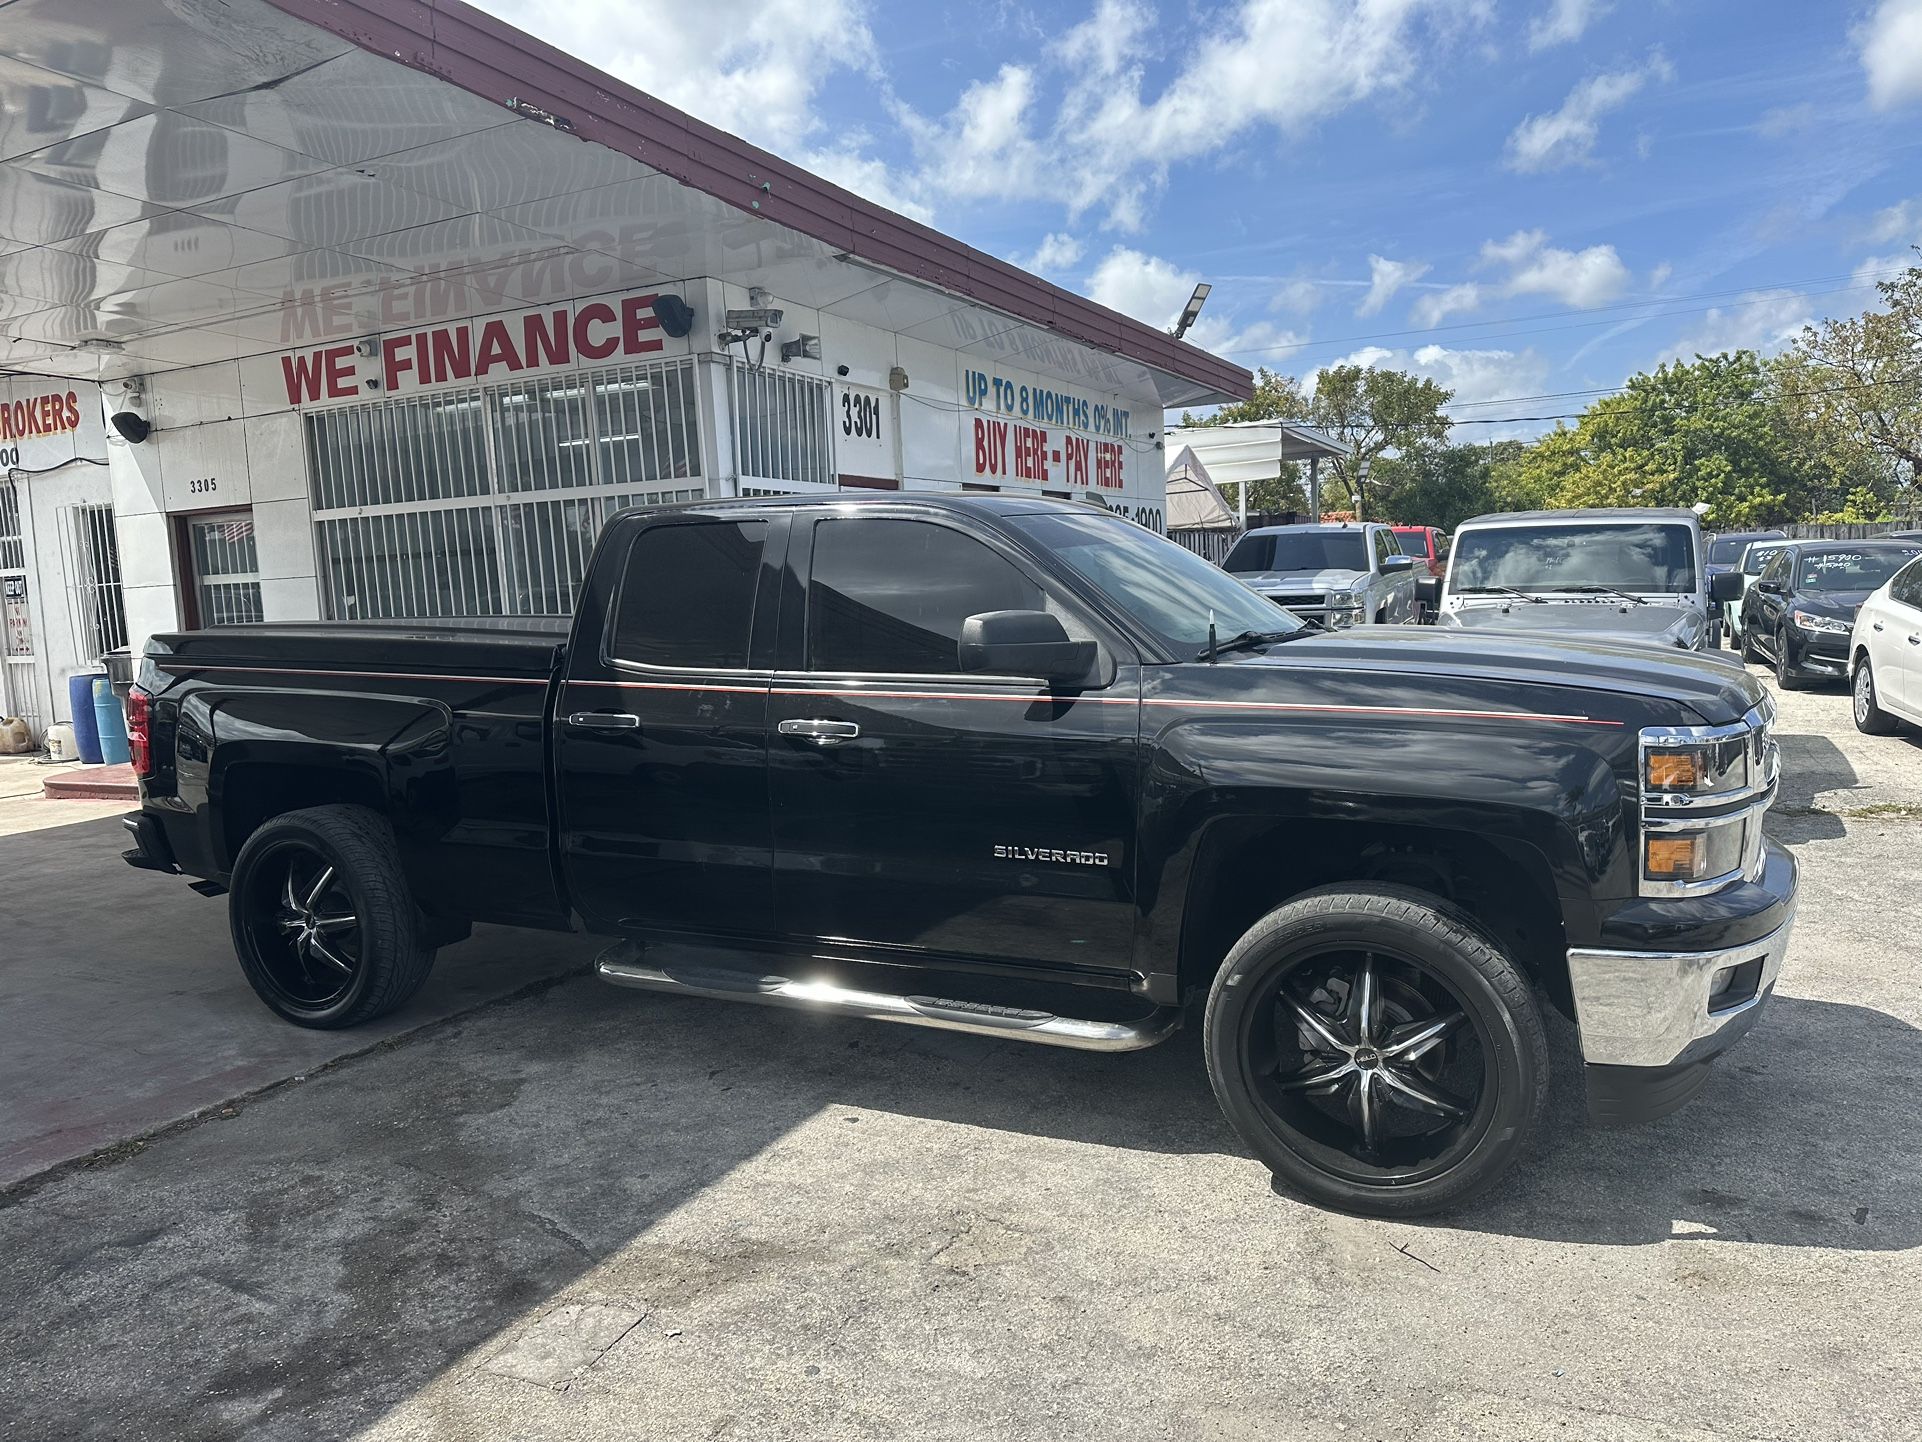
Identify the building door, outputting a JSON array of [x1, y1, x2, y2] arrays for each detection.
[[181, 510, 264, 627]]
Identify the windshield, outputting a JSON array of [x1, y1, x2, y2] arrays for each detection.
[[1449, 522, 1698, 594], [1711, 533, 1780, 564], [1009, 511, 1306, 656], [1223, 530, 1369, 574], [1391, 528, 1430, 558], [1796, 548, 1922, 591], [1741, 543, 1785, 576]]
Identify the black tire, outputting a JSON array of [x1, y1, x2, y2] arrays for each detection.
[[1854, 655, 1899, 735], [1739, 622, 1761, 664], [1774, 631, 1805, 690], [1203, 884, 1547, 1217], [227, 805, 437, 1028]]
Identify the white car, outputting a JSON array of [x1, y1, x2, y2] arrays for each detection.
[[1724, 539, 1789, 650], [1850, 552, 1922, 734]]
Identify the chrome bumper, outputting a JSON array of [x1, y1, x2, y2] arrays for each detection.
[[1566, 908, 1797, 1069]]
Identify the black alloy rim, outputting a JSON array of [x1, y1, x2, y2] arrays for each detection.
[[242, 840, 363, 1008], [1239, 945, 1497, 1186]]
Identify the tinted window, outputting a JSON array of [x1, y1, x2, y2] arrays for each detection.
[[1223, 530, 1369, 573], [1795, 548, 1922, 591], [1892, 556, 1922, 608], [610, 520, 765, 668], [1391, 528, 1430, 559], [1758, 549, 1791, 585], [1450, 522, 1697, 593], [808, 517, 1044, 674], [1372, 528, 1394, 565]]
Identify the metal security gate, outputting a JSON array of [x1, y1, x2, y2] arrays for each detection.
[[305, 357, 704, 620], [732, 361, 833, 490], [60, 501, 128, 663], [0, 479, 37, 730]]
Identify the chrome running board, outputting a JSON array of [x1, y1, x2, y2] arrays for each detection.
[[596, 950, 1180, 1053]]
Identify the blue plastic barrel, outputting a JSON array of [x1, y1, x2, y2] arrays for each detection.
[[92, 678, 130, 766], [67, 672, 105, 763]]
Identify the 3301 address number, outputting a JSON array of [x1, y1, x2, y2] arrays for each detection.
[[840, 391, 882, 441]]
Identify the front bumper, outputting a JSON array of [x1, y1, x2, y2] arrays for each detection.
[[1568, 841, 1797, 1122], [1785, 627, 1850, 678]]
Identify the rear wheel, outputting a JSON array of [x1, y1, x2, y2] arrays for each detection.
[[1854, 656, 1899, 735], [1203, 885, 1547, 1217], [1740, 622, 1761, 664], [228, 805, 437, 1028]]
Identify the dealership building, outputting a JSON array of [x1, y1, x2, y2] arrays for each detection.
[[0, 0, 1248, 738]]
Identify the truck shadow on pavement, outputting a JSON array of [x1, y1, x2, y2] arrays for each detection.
[[4, 971, 1918, 1442]]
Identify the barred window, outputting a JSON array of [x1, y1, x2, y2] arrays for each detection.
[[306, 357, 703, 620], [732, 362, 831, 488]]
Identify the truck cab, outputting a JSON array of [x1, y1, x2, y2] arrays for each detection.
[[1426, 508, 1743, 651]]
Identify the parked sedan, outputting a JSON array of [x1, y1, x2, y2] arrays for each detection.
[[1739, 539, 1922, 688], [1723, 538, 1789, 650], [1850, 552, 1922, 734]]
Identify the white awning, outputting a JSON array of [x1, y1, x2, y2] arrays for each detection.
[[1164, 445, 1237, 529]]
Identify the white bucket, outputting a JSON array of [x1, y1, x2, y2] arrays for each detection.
[[44, 720, 78, 761]]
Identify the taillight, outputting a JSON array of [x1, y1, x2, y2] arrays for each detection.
[[127, 687, 153, 778]]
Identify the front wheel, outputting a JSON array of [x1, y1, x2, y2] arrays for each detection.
[[1775, 632, 1805, 691], [228, 805, 438, 1028], [1854, 656, 1900, 735], [1203, 885, 1548, 1217]]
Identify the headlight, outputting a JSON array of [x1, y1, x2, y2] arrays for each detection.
[[1790, 610, 1848, 635], [1638, 707, 1779, 897], [1325, 591, 1365, 629]]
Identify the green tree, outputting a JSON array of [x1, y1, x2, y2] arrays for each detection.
[[1775, 252, 1921, 512], [1501, 351, 1819, 527], [1370, 440, 1529, 531]]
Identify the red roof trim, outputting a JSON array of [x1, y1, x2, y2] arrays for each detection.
[[262, 0, 1252, 402]]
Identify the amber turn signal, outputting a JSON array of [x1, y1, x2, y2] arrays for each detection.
[[1645, 835, 1703, 877], [1646, 751, 1700, 789]]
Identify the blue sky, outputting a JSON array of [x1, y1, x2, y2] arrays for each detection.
[[481, 0, 1922, 433]]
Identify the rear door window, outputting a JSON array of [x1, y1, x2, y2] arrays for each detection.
[[609, 520, 767, 669], [806, 516, 1043, 674]]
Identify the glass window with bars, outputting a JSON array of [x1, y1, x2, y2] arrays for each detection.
[[731, 362, 832, 489], [306, 358, 705, 620], [62, 503, 128, 660]]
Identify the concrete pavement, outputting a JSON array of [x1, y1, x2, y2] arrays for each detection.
[[0, 662, 1916, 1441]]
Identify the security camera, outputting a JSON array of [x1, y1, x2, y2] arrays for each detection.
[[835, 364, 850, 377], [725, 305, 784, 330]]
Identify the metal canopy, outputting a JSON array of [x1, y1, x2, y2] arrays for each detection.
[[1161, 421, 1350, 488], [0, 0, 1249, 408]]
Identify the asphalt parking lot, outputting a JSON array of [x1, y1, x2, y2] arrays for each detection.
[[2, 660, 1918, 1442]]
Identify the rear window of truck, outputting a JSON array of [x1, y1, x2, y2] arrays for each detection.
[[610, 520, 766, 669]]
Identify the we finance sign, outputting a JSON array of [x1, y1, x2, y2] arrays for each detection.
[[960, 363, 1131, 491], [279, 290, 686, 406]]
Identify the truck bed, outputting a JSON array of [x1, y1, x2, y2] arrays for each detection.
[[149, 617, 571, 682]]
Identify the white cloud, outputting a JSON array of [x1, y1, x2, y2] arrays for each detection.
[[1480, 229, 1630, 307], [1315, 342, 1552, 438], [1661, 290, 1814, 363], [472, 0, 876, 152], [904, 0, 1476, 229], [1648, 261, 1674, 290], [1411, 282, 1483, 327], [1755, 103, 1816, 138], [1356, 255, 1431, 317], [802, 146, 933, 222], [1086, 246, 1200, 328], [1859, 0, 1922, 110], [1504, 52, 1672, 172], [1527, 0, 1606, 52], [1866, 197, 1922, 245], [1272, 278, 1329, 313], [1017, 232, 1086, 274]]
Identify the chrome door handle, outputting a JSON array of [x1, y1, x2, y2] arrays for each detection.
[[1873, 622, 1884, 631], [565, 711, 640, 730], [1909, 635, 1920, 646], [778, 718, 860, 744]]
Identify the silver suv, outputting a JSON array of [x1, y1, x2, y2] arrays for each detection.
[[1221, 522, 1420, 627]]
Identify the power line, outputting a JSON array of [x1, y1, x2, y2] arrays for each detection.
[[1213, 264, 1916, 362]]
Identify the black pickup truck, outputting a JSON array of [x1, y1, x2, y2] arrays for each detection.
[[123, 495, 1796, 1216]]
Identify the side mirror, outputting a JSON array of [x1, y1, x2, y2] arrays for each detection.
[[1380, 554, 1416, 573], [1708, 571, 1746, 603], [1414, 576, 1442, 608], [1755, 578, 1784, 596], [959, 610, 1097, 685]]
